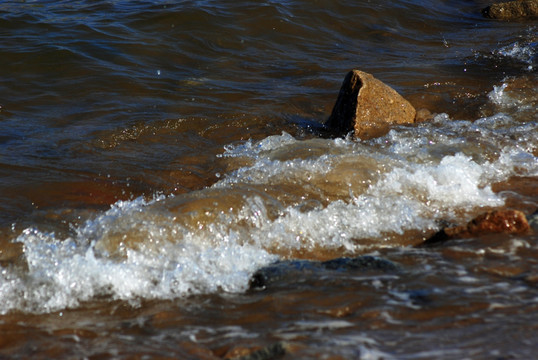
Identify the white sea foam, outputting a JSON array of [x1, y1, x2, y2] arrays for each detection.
[[487, 82, 536, 114], [1, 198, 277, 314], [488, 83, 511, 106], [219, 131, 298, 158], [487, 77, 538, 125], [2, 113, 536, 314], [495, 40, 536, 70]]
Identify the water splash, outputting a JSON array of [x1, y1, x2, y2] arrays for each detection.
[[2, 113, 536, 314]]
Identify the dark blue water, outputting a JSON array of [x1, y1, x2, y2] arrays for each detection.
[[0, 1, 536, 358]]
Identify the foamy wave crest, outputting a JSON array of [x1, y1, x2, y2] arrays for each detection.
[[1, 198, 276, 314], [211, 116, 535, 253], [487, 76, 538, 123], [2, 114, 536, 314], [496, 41, 536, 64]]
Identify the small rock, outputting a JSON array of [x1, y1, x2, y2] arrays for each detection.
[[482, 0, 538, 20], [424, 209, 531, 244], [460, 209, 530, 235], [326, 70, 416, 139]]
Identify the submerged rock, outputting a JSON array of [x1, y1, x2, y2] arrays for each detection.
[[250, 256, 399, 290], [325, 70, 416, 139], [321, 255, 399, 271], [482, 0, 538, 20], [424, 209, 531, 245]]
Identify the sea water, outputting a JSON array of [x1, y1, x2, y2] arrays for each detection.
[[0, 1, 536, 358]]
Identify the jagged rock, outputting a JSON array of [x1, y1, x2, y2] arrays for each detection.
[[482, 0, 538, 20], [325, 70, 416, 139], [424, 209, 531, 245]]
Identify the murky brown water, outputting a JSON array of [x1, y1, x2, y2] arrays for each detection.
[[0, 1, 537, 359]]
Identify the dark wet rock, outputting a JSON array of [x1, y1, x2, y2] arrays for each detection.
[[423, 209, 531, 245], [325, 70, 416, 140], [249, 260, 315, 290], [321, 255, 399, 272], [482, 0, 538, 20], [250, 256, 399, 290]]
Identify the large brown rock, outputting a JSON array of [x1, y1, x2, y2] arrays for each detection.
[[483, 0, 538, 20], [326, 70, 416, 139], [425, 209, 531, 244]]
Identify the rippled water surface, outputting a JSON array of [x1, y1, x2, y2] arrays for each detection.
[[0, 0, 537, 359]]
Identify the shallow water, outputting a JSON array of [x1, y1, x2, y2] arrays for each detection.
[[0, 0, 537, 359]]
